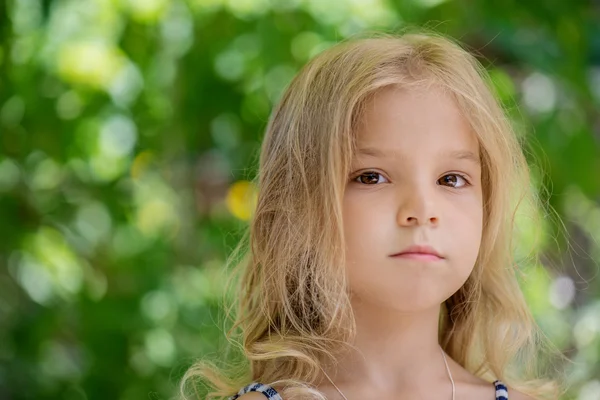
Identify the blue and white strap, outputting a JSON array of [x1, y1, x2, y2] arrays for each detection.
[[229, 382, 283, 400], [494, 380, 509, 400]]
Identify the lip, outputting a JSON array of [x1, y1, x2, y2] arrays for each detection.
[[390, 244, 444, 261]]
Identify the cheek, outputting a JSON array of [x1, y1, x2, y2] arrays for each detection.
[[452, 192, 483, 239], [447, 198, 483, 235], [342, 193, 391, 251], [445, 197, 484, 280], [342, 195, 389, 282]]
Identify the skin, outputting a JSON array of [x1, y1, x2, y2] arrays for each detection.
[[239, 85, 532, 399], [323, 84, 486, 399]]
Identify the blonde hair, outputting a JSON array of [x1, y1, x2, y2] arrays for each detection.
[[180, 29, 568, 400]]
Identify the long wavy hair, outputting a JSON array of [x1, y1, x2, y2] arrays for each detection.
[[180, 29, 568, 400]]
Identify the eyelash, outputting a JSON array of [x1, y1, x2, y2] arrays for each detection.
[[351, 171, 471, 188]]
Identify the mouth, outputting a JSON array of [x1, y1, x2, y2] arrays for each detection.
[[390, 244, 444, 262], [390, 253, 443, 262]]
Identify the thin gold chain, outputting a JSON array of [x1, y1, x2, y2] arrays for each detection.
[[319, 345, 455, 400]]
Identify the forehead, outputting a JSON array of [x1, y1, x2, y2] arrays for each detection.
[[355, 85, 480, 159]]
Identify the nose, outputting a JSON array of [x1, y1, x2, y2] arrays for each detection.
[[396, 184, 439, 227]]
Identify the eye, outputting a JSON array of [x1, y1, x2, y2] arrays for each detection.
[[353, 171, 389, 185], [438, 174, 469, 188], [351, 172, 470, 187]]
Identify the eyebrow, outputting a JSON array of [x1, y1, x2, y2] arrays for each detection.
[[357, 147, 481, 166]]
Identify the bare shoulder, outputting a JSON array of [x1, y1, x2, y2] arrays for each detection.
[[444, 356, 537, 400], [236, 393, 268, 400]]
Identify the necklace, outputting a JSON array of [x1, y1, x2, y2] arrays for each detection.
[[320, 345, 455, 400]]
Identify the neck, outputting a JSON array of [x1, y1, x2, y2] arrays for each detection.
[[319, 298, 450, 395]]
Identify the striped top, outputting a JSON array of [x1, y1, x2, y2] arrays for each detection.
[[229, 379, 509, 399]]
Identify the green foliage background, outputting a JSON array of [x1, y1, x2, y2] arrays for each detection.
[[0, 0, 599, 399]]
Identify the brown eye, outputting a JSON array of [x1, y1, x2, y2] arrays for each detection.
[[438, 174, 468, 188], [354, 172, 388, 185]]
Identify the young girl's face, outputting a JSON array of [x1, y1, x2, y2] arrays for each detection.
[[343, 85, 483, 312]]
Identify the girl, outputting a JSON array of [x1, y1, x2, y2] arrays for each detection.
[[180, 30, 567, 400]]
